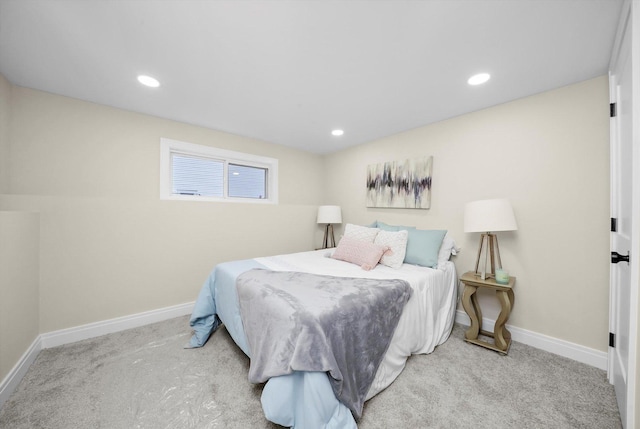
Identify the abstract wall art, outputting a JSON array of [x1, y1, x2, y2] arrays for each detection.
[[366, 156, 432, 209]]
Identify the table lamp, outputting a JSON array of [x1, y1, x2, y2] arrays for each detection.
[[317, 205, 342, 249], [464, 198, 517, 280]]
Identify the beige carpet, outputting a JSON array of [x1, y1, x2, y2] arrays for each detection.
[[0, 316, 621, 428]]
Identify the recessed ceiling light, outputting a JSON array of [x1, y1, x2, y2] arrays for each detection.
[[468, 73, 490, 86], [331, 129, 344, 136], [137, 75, 160, 88]]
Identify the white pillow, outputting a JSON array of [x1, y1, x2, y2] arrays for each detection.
[[437, 233, 460, 267], [343, 223, 380, 243], [375, 229, 409, 269]]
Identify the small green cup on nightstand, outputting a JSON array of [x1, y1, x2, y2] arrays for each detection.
[[495, 269, 510, 285]]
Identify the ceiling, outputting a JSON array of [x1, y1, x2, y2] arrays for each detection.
[[0, 0, 623, 154]]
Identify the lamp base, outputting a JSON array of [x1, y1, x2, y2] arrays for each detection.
[[321, 224, 336, 249], [473, 232, 503, 280]]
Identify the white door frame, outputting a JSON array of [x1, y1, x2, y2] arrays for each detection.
[[608, 1, 639, 428]]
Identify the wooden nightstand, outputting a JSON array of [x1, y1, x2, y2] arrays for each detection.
[[460, 271, 515, 355]]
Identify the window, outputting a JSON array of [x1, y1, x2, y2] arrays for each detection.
[[228, 164, 267, 198], [160, 138, 278, 203]]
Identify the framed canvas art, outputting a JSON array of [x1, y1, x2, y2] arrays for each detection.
[[366, 156, 432, 209]]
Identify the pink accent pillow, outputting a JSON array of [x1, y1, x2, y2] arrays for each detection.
[[331, 236, 389, 270]]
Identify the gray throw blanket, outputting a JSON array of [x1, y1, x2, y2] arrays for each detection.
[[236, 269, 412, 419]]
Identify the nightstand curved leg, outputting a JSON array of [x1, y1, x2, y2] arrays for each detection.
[[503, 289, 514, 341], [507, 288, 515, 309], [471, 291, 482, 327], [495, 290, 513, 351], [462, 285, 480, 340]]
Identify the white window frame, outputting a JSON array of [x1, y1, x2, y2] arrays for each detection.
[[160, 138, 278, 204]]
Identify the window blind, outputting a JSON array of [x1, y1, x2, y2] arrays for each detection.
[[171, 154, 224, 197]]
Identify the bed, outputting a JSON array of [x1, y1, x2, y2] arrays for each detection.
[[188, 224, 458, 428]]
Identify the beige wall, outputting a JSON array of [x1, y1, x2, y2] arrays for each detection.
[[0, 74, 612, 388], [3, 86, 325, 332], [0, 74, 9, 194], [324, 76, 611, 352], [8, 87, 323, 203], [0, 211, 39, 382]]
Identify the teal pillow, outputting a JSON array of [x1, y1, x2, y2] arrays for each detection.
[[377, 221, 417, 232], [376, 221, 399, 231], [404, 229, 447, 268]]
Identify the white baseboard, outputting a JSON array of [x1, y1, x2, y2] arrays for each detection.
[[0, 301, 194, 409], [455, 310, 608, 370], [1, 304, 607, 411], [0, 336, 42, 409], [40, 301, 194, 349]]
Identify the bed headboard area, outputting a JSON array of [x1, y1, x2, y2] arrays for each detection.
[[332, 221, 459, 271]]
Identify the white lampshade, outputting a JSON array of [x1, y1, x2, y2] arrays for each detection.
[[317, 205, 342, 224], [464, 199, 517, 233]]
